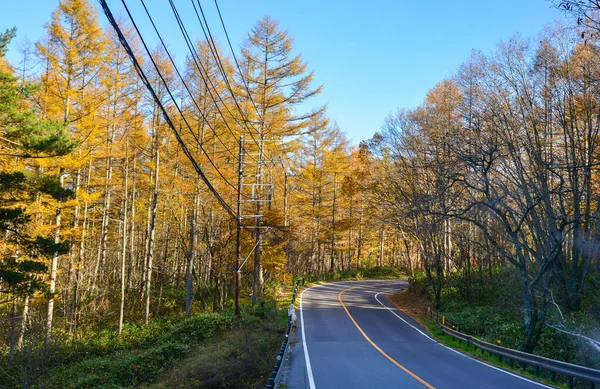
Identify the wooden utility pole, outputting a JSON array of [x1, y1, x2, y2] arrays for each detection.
[[252, 135, 265, 303], [235, 136, 244, 316]]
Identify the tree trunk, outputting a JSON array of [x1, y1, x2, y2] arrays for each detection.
[[144, 144, 159, 325], [118, 143, 129, 334], [404, 239, 413, 277], [9, 298, 16, 364], [96, 134, 114, 297], [45, 171, 64, 349], [65, 166, 81, 332], [444, 217, 452, 273], [357, 191, 364, 269], [186, 194, 198, 317], [379, 224, 385, 267], [74, 157, 92, 331], [141, 193, 152, 301], [128, 155, 137, 291], [283, 172, 289, 228], [347, 195, 353, 271], [17, 294, 30, 350], [330, 173, 337, 273], [155, 209, 170, 317]]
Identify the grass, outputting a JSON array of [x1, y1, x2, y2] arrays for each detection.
[[1, 300, 288, 389], [151, 302, 287, 389]]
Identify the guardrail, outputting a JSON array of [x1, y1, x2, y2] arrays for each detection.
[[440, 324, 600, 389], [265, 280, 300, 389]]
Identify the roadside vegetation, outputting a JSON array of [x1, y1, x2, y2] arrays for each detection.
[[389, 269, 600, 388], [300, 266, 407, 285], [0, 294, 287, 389]]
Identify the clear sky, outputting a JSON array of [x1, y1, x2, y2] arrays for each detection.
[[0, 0, 566, 144]]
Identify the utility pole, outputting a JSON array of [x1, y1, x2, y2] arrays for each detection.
[[234, 136, 274, 305], [252, 134, 265, 304], [235, 136, 244, 316]]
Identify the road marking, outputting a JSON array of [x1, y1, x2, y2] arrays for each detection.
[[300, 286, 317, 389], [338, 286, 436, 389], [297, 280, 399, 389], [439, 343, 553, 388], [374, 292, 437, 342], [374, 290, 553, 388]]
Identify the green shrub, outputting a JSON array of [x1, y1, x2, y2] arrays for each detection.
[[38, 312, 234, 388], [413, 269, 599, 369], [407, 270, 431, 298]]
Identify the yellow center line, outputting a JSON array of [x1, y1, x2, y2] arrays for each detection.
[[338, 286, 436, 389]]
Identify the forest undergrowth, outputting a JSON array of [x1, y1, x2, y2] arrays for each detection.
[[0, 288, 289, 389]]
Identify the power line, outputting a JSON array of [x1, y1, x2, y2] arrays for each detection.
[[191, 0, 262, 133], [168, 0, 260, 161], [213, 0, 262, 123], [98, 0, 236, 219], [121, 0, 239, 192], [138, 0, 236, 161], [186, 0, 282, 223], [190, 0, 232, 99]]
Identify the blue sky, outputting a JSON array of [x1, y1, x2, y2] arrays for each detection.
[[0, 1, 565, 143]]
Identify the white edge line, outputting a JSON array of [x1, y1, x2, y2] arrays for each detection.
[[297, 280, 394, 389], [300, 286, 317, 389], [439, 341, 553, 388], [374, 292, 436, 342], [374, 291, 553, 389]]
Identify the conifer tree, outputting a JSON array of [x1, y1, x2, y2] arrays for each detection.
[[0, 28, 75, 298], [240, 16, 324, 301], [35, 0, 106, 344], [0, 28, 75, 356]]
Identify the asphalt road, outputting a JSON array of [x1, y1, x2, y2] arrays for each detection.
[[283, 279, 551, 389]]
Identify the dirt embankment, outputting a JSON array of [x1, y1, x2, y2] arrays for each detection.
[[386, 289, 432, 326]]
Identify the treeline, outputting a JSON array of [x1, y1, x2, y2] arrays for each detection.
[[371, 18, 600, 352], [0, 0, 397, 362]]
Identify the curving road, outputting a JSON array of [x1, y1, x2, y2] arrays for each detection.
[[283, 280, 551, 389]]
